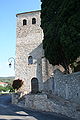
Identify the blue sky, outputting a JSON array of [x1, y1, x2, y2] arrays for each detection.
[[0, 0, 41, 77]]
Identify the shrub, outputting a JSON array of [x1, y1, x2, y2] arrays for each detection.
[[12, 79, 23, 90]]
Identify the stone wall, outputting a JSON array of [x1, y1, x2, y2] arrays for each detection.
[[15, 10, 54, 94], [24, 94, 80, 120], [15, 10, 44, 93], [12, 68, 80, 120], [12, 92, 80, 120], [54, 69, 80, 104]]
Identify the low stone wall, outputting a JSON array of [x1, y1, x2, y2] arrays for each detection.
[[12, 93, 80, 120], [12, 92, 24, 104], [12, 69, 80, 120], [54, 69, 80, 104], [24, 94, 80, 120]]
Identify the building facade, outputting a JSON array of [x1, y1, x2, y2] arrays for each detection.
[[15, 10, 53, 94]]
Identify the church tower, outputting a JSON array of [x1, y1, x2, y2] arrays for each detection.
[[15, 10, 44, 93]]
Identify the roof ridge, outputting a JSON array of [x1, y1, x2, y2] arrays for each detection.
[[16, 10, 41, 17]]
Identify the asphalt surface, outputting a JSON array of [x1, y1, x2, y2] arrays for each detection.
[[0, 94, 76, 120]]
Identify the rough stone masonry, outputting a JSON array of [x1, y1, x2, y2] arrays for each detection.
[[15, 10, 54, 94]]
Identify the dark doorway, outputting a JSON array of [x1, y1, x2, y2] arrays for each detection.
[[31, 77, 39, 94]]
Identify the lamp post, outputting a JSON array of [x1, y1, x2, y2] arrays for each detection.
[[8, 57, 15, 70]]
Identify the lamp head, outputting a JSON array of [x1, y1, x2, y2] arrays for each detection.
[[9, 62, 12, 68]]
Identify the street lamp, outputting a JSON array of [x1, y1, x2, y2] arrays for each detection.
[[8, 57, 15, 70]]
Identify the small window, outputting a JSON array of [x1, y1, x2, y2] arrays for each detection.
[[28, 56, 33, 65], [23, 19, 27, 25], [32, 18, 36, 24]]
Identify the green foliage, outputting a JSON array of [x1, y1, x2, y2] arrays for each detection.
[[7, 84, 15, 92], [0, 77, 14, 84], [41, 0, 80, 72], [0, 85, 14, 92], [0, 86, 7, 92], [0, 77, 15, 92]]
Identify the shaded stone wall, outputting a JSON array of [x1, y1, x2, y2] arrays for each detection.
[[12, 92, 80, 120], [24, 94, 80, 120], [54, 69, 80, 104]]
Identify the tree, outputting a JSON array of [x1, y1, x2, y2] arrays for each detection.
[[41, 0, 80, 72], [12, 79, 23, 90]]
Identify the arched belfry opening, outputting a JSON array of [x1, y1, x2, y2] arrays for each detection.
[[23, 19, 27, 25], [32, 18, 36, 24], [31, 77, 39, 94]]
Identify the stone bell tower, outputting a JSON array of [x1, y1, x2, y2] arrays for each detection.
[[15, 10, 44, 94]]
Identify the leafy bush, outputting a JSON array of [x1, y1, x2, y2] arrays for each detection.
[[12, 79, 23, 90]]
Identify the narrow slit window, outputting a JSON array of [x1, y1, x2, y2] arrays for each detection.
[[23, 19, 27, 25], [32, 18, 36, 24], [28, 56, 33, 65]]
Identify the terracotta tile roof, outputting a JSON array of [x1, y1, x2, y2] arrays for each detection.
[[0, 82, 8, 85]]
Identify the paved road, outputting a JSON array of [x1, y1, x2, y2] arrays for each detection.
[[0, 94, 75, 120]]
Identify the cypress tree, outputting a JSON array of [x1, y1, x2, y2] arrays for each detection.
[[41, 0, 80, 72]]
